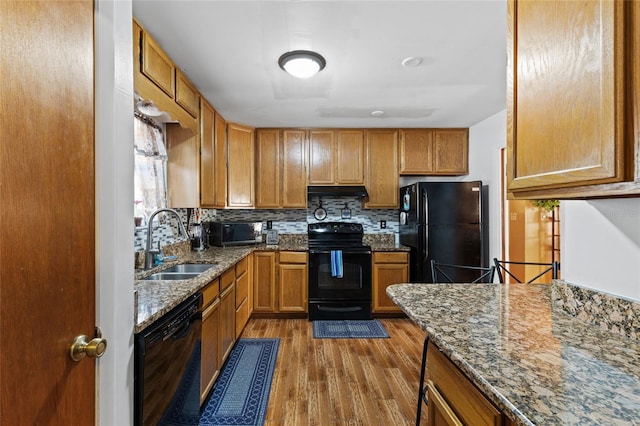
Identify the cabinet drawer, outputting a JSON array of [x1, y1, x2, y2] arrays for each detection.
[[201, 278, 220, 307], [427, 342, 502, 426], [235, 256, 249, 276], [373, 252, 408, 264], [279, 251, 307, 264], [220, 268, 235, 291]]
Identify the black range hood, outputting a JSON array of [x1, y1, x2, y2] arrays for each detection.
[[307, 185, 369, 199]]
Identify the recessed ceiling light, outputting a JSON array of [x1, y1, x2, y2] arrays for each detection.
[[401, 56, 423, 68], [371, 110, 385, 117], [278, 50, 326, 79]]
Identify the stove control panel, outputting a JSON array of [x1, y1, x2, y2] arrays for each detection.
[[308, 222, 363, 234]]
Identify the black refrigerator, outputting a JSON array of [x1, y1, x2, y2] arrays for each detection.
[[399, 181, 488, 283]]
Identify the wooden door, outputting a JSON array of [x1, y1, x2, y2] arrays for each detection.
[[336, 129, 365, 184], [0, 2, 97, 423], [433, 129, 469, 175], [255, 129, 281, 208], [227, 122, 254, 207], [253, 252, 277, 312], [200, 98, 216, 207]]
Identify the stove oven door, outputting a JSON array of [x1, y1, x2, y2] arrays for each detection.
[[308, 249, 372, 320]]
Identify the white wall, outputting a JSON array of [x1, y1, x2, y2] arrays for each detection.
[[562, 199, 640, 300], [95, 1, 134, 424]]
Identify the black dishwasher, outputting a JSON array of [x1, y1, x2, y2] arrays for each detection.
[[134, 293, 202, 426]]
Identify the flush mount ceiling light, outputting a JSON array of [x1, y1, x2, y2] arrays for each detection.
[[278, 50, 326, 79]]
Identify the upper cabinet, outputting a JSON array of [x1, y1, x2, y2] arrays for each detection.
[[507, 0, 640, 199], [399, 129, 468, 176], [133, 19, 199, 134], [200, 98, 227, 208], [255, 129, 307, 209], [227, 123, 255, 208], [308, 129, 365, 185], [365, 129, 399, 208]]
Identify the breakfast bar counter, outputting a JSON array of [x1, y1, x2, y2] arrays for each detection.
[[387, 283, 640, 425]]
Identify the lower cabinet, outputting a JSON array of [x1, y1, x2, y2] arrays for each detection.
[[427, 341, 505, 426], [200, 278, 220, 404], [253, 251, 307, 314], [372, 252, 409, 314], [219, 268, 236, 365], [235, 256, 251, 338]]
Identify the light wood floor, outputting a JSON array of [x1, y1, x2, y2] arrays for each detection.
[[240, 318, 429, 426]]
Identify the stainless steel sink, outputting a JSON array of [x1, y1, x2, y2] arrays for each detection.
[[141, 272, 201, 281], [162, 263, 215, 273]]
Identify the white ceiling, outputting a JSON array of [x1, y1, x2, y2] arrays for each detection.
[[133, 0, 507, 129]]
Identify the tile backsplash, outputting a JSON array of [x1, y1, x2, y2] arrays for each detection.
[[134, 196, 398, 251]]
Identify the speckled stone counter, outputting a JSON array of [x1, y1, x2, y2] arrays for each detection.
[[387, 283, 640, 426], [134, 246, 254, 332]]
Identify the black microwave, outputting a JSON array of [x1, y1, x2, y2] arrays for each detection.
[[205, 222, 263, 247]]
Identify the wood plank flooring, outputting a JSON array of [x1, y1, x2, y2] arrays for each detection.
[[240, 318, 429, 425]]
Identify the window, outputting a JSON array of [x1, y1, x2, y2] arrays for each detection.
[[134, 113, 167, 223]]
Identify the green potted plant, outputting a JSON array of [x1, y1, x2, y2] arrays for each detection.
[[531, 199, 560, 211]]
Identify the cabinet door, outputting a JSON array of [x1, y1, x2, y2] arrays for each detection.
[[200, 98, 216, 207], [165, 123, 199, 207], [278, 263, 308, 313], [308, 130, 335, 184], [201, 298, 220, 404], [253, 252, 277, 312], [427, 381, 463, 426], [372, 252, 408, 313], [507, 0, 625, 192], [282, 130, 307, 208], [433, 129, 468, 175], [227, 122, 254, 207], [175, 69, 199, 118], [214, 112, 227, 208], [336, 129, 365, 184], [140, 30, 175, 98], [219, 284, 236, 363], [399, 129, 434, 175], [255, 129, 281, 208], [365, 129, 399, 208]]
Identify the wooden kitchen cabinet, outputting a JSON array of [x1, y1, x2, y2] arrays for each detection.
[[427, 341, 504, 425], [200, 278, 220, 404], [219, 268, 236, 363], [277, 252, 308, 313], [308, 130, 335, 184], [336, 130, 365, 184], [133, 19, 198, 133], [308, 129, 365, 185], [255, 129, 307, 209], [200, 98, 228, 209], [507, 0, 640, 199], [165, 123, 199, 208], [255, 129, 281, 208], [227, 122, 255, 207], [235, 256, 251, 338], [365, 129, 399, 208], [253, 251, 277, 312], [253, 251, 307, 314], [372, 252, 408, 314], [399, 129, 468, 176]]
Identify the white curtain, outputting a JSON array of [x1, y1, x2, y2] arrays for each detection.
[[134, 113, 167, 222]]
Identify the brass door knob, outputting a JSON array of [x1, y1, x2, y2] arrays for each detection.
[[69, 334, 107, 362]]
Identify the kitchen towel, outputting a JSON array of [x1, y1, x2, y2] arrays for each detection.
[[330, 250, 343, 278]]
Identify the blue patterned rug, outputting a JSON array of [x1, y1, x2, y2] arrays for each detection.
[[199, 338, 279, 426], [312, 320, 390, 338]]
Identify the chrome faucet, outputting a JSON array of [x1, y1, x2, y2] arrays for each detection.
[[145, 208, 188, 269]]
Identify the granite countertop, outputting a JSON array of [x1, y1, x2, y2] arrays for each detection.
[[386, 283, 640, 426], [134, 238, 410, 333]]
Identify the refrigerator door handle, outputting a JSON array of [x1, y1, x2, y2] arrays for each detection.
[[422, 188, 429, 262], [423, 226, 429, 263]]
